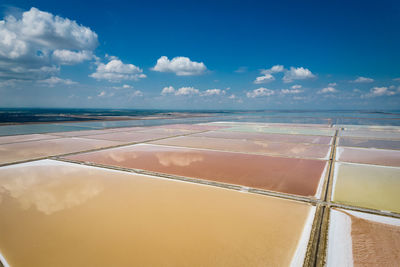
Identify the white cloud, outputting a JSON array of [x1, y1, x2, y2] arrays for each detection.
[[281, 88, 303, 94], [161, 86, 228, 97], [291, 84, 302, 89], [253, 65, 284, 84], [0, 79, 18, 88], [318, 87, 337, 94], [246, 87, 275, 98], [152, 56, 207, 76], [228, 94, 236, 99], [52, 49, 93, 65], [328, 82, 337, 87], [161, 86, 175, 95], [254, 73, 275, 84], [175, 86, 199, 96], [129, 90, 143, 97], [366, 86, 396, 97], [90, 58, 146, 82], [201, 89, 225, 96], [393, 78, 400, 82], [111, 84, 133, 90], [98, 91, 106, 97], [254, 65, 315, 84], [0, 65, 59, 80], [38, 76, 77, 87], [0, 7, 98, 80], [283, 67, 315, 83], [260, 65, 284, 74], [352, 76, 374, 83]]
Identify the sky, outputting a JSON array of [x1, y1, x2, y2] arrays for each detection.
[[0, 0, 399, 110]]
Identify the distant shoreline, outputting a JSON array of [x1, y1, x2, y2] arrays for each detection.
[[0, 112, 217, 126]]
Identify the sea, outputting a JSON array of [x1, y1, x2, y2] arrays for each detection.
[[0, 108, 399, 136]]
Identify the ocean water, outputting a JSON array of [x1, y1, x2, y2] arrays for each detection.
[[0, 109, 399, 136]]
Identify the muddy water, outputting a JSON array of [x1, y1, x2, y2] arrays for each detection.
[[337, 147, 400, 167], [332, 163, 400, 213], [151, 136, 331, 159], [350, 214, 400, 266], [65, 144, 327, 197], [0, 137, 122, 164], [193, 131, 333, 145], [0, 159, 313, 266]]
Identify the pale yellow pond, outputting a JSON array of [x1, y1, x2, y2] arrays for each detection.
[[0, 159, 314, 267], [332, 162, 400, 213]]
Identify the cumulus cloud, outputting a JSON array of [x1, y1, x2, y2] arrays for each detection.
[[366, 86, 396, 97], [267, 65, 285, 73], [112, 84, 133, 90], [129, 90, 143, 97], [160, 86, 200, 96], [0, 7, 98, 80], [152, 56, 207, 76], [253, 65, 284, 84], [201, 89, 226, 96], [38, 76, 77, 87], [254, 73, 275, 84], [246, 87, 275, 98], [90, 58, 146, 82], [281, 88, 303, 94], [291, 84, 302, 89], [352, 76, 374, 83], [52, 49, 94, 65], [161, 86, 175, 95], [228, 94, 236, 99], [318, 87, 337, 94], [161, 86, 230, 97], [283, 67, 315, 83], [175, 86, 199, 96], [254, 65, 315, 84], [0, 65, 59, 80]]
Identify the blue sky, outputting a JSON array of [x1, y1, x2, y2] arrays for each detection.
[[0, 0, 399, 110]]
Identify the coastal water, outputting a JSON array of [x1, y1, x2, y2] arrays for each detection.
[[0, 108, 400, 136]]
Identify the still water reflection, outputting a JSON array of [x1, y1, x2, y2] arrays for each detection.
[[0, 159, 313, 266]]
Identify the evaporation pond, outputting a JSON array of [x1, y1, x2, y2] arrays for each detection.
[[332, 162, 400, 213], [327, 209, 400, 266], [151, 136, 331, 159], [336, 147, 400, 167], [65, 143, 327, 197], [0, 137, 121, 164], [0, 159, 314, 266]]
